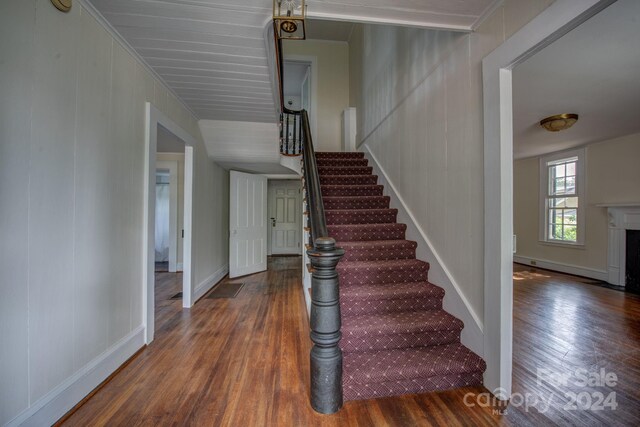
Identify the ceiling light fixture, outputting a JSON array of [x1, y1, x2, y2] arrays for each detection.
[[273, 0, 306, 40], [540, 113, 579, 132]]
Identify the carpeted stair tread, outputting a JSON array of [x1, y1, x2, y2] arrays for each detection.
[[326, 208, 398, 225], [341, 281, 444, 302], [316, 151, 365, 159], [342, 309, 463, 338], [340, 281, 445, 316], [340, 310, 463, 352], [337, 258, 430, 286], [343, 371, 484, 401], [318, 166, 373, 176], [328, 223, 407, 242], [343, 343, 485, 384], [316, 158, 369, 167], [339, 239, 417, 261], [323, 196, 390, 210], [342, 344, 486, 400], [320, 175, 379, 186], [321, 185, 384, 197]]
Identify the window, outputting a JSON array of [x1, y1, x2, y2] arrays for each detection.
[[540, 149, 585, 245]]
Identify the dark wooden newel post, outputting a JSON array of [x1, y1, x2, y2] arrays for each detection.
[[308, 237, 345, 414]]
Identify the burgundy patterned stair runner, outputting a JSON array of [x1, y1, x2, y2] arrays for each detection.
[[315, 151, 486, 401]]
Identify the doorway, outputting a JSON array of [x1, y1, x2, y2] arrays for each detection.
[[144, 103, 195, 343], [482, 0, 617, 396], [268, 180, 302, 256], [283, 57, 317, 137]]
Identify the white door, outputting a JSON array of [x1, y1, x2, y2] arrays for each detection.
[[229, 171, 268, 278], [269, 181, 301, 255]]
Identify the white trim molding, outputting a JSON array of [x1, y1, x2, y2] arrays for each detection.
[[362, 145, 484, 357], [482, 0, 615, 398], [6, 327, 144, 427], [144, 103, 196, 344], [601, 204, 640, 286], [513, 256, 608, 282]]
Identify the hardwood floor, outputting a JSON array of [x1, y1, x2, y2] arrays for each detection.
[[154, 270, 183, 332], [509, 264, 640, 426], [60, 259, 640, 426]]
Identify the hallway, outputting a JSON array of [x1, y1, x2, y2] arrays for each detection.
[[60, 258, 498, 426], [59, 259, 640, 426]]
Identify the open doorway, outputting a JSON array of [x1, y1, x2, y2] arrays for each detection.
[[154, 125, 187, 330], [283, 59, 316, 136], [144, 103, 195, 343], [482, 0, 635, 398], [505, 0, 640, 419]]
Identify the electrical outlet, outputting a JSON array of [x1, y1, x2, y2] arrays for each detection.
[[530, 260, 537, 266]]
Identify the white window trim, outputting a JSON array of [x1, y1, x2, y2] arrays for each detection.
[[539, 148, 586, 246]]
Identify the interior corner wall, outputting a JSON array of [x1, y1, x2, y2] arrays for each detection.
[[283, 39, 350, 152], [0, 1, 228, 425], [347, 0, 555, 326], [514, 133, 640, 274]]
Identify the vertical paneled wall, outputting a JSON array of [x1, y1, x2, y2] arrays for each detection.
[[348, 0, 555, 324], [0, 1, 229, 424]]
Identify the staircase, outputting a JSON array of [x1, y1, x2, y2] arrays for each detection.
[[316, 151, 486, 402]]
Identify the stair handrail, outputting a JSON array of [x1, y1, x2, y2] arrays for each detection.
[[271, 21, 345, 414]]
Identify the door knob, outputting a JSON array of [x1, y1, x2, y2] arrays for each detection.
[[270, 217, 276, 227]]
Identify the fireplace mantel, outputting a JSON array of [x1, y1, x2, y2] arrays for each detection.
[[598, 204, 640, 286]]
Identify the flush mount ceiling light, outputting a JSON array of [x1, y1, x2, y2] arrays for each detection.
[[273, 0, 306, 40], [540, 113, 579, 132]]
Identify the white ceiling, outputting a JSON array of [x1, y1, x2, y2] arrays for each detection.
[[88, 0, 498, 124], [512, 0, 640, 159]]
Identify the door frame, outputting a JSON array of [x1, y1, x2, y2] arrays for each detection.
[[267, 179, 302, 256], [156, 160, 179, 273], [144, 102, 195, 344], [481, 0, 615, 397]]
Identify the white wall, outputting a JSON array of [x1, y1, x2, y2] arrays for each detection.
[[514, 132, 640, 274], [348, 0, 554, 326], [0, 1, 228, 425], [283, 40, 350, 152]]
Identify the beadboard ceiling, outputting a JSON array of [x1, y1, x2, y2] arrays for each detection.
[[513, 0, 640, 159], [87, 0, 498, 123]]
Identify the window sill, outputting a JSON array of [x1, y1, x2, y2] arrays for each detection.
[[538, 240, 585, 249]]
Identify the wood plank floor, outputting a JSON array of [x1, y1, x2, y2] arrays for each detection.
[[60, 259, 640, 426]]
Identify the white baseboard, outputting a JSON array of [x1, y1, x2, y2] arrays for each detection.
[[8, 326, 145, 427], [513, 255, 608, 282], [361, 145, 484, 357], [176, 262, 183, 271], [193, 265, 229, 302]]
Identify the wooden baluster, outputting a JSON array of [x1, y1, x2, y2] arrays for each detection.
[[285, 113, 290, 154], [307, 237, 345, 414], [279, 112, 284, 153], [292, 114, 297, 155], [298, 113, 303, 154]]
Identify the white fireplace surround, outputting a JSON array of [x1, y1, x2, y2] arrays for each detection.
[[599, 203, 640, 286]]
